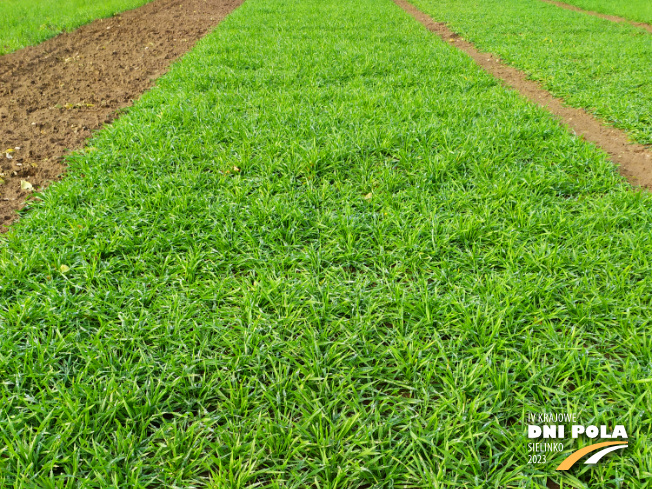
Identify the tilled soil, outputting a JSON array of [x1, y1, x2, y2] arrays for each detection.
[[394, 0, 652, 190], [540, 0, 652, 34], [0, 0, 244, 230]]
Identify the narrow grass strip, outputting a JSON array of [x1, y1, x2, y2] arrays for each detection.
[[1, 0, 651, 487], [0, 0, 154, 55], [550, 0, 652, 25], [393, 0, 652, 189], [410, 0, 652, 147], [540, 0, 652, 34]]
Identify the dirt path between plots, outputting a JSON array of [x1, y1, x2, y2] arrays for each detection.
[[0, 0, 244, 230], [394, 0, 652, 190], [539, 0, 652, 34]]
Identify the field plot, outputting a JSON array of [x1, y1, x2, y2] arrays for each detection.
[[0, 0, 154, 55], [555, 0, 652, 25], [0, 0, 243, 228], [1, 0, 651, 487], [412, 0, 652, 147]]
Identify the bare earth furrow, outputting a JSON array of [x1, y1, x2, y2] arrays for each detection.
[[0, 0, 244, 230]]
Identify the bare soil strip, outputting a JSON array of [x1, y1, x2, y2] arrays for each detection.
[[0, 0, 244, 230], [539, 0, 652, 33], [394, 0, 652, 190]]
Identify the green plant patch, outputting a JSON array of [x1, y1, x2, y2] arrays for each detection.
[[412, 0, 652, 146], [560, 0, 652, 24], [1, 0, 650, 487], [0, 0, 153, 55]]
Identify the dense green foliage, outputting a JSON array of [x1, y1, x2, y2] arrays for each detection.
[[1, 0, 650, 487], [413, 0, 652, 146], [561, 0, 652, 24], [0, 0, 152, 55]]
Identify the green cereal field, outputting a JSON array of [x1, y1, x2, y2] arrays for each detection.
[[1, 0, 650, 487]]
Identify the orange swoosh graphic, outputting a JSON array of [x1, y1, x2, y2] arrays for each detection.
[[556, 441, 628, 471]]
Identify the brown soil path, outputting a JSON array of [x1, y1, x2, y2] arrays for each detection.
[[0, 0, 244, 230], [539, 0, 652, 34], [394, 0, 652, 190]]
